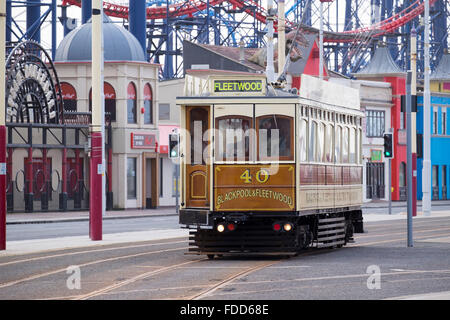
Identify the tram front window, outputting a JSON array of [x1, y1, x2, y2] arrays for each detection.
[[258, 115, 293, 161], [216, 117, 251, 161]]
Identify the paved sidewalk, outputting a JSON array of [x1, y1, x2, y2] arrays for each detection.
[[6, 206, 178, 224]]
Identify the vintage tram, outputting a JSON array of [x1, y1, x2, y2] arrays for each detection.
[[176, 72, 364, 258]]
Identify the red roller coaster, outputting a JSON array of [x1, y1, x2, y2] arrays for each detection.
[[62, 0, 437, 42]]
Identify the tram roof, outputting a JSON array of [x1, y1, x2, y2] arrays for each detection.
[[177, 74, 363, 116]]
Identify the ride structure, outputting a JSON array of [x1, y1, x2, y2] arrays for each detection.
[[5, 1, 450, 80]]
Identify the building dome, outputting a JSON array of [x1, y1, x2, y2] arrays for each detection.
[[55, 14, 146, 62]]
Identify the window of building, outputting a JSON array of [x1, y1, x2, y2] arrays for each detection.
[[432, 165, 439, 187], [216, 116, 251, 161], [442, 108, 447, 135], [127, 157, 137, 199], [399, 162, 407, 187], [144, 83, 153, 124], [159, 103, 170, 121], [433, 109, 438, 134], [365, 110, 385, 137], [127, 82, 137, 124], [59, 82, 77, 112], [89, 82, 116, 122]]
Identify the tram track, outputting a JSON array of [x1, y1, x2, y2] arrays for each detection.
[[1, 219, 449, 299], [0, 238, 187, 268], [0, 246, 189, 290]]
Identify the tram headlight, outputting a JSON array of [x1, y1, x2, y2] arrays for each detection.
[[283, 223, 293, 232], [217, 224, 225, 233]]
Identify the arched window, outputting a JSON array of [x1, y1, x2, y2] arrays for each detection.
[[144, 83, 153, 124], [89, 82, 116, 122], [59, 82, 77, 112], [127, 82, 137, 124]]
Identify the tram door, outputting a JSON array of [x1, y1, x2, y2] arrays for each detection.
[[186, 106, 210, 208]]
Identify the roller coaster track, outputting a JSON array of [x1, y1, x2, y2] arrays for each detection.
[[62, 0, 437, 43]]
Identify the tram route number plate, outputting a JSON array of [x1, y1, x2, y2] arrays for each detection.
[[0, 163, 6, 175]]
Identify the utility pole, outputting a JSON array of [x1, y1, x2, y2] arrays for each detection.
[[0, 1, 7, 250], [422, 0, 431, 216], [411, 26, 418, 217], [266, 0, 275, 83], [319, 0, 324, 80], [90, 0, 104, 240], [406, 71, 413, 247], [277, 0, 286, 78]]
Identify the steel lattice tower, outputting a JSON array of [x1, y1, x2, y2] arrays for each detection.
[[5, 0, 450, 79]]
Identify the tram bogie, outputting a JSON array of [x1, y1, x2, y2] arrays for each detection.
[[177, 73, 364, 256]]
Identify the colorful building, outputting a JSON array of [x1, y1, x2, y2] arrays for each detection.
[[353, 45, 407, 201], [416, 51, 450, 201]]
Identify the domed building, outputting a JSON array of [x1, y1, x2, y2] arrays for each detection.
[[54, 15, 162, 210]]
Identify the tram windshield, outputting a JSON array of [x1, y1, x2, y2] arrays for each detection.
[[257, 115, 293, 161], [214, 114, 293, 162]]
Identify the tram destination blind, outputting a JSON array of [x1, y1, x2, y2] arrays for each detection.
[[214, 79, 263, 93]]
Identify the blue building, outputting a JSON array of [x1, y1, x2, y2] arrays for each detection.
[[417, 51, 450, 201]]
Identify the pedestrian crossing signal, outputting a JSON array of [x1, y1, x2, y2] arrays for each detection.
[[383, 133, 394, 159], [169, 133, 179, 159]]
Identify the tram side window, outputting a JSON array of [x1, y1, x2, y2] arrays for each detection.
[[335, 126, 341, 163], [325, 124, 333, 162], [299, 119, 307, 162], [349, 127, 356, 163], [342, 127, 349, 163], [216, 116, 251, 161], [257, 115, 293, 161], [309, 121, 317, 162], [317, 123, 325, 162]]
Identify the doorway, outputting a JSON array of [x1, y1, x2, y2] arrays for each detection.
[[366, 162, 385, 199], [185, 106, 210, 208], [143, 155, 158, 209]]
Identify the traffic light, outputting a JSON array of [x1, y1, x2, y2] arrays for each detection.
[[169, 133, 180, 159], [383, 133, 394, 158]]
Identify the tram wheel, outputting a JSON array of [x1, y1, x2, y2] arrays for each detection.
[[207, 254, 215, 260]]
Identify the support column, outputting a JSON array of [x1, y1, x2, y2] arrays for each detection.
[[27, 0, 41, 42], [60, 148, 68, 211], [25, 147, 34, 213], [106, 146, 113, 210], [129, 0, 147, 58], [82, 0, 92, 24], [6, 147, 13, 211], [41, 148, 48, 211], [90, 0, 104, 241], [0, 1, 6, 250]]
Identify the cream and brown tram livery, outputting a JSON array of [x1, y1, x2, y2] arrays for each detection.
[[176, 73, 364, 257]]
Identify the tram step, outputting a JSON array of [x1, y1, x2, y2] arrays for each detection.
[[318, 217, 345, 223], [317, 222, 345, 230]]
